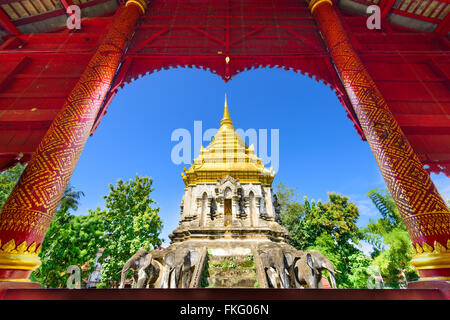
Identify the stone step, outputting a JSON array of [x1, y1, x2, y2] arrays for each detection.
[[202, 255, 258, 288], [209, 277, 257, 288]]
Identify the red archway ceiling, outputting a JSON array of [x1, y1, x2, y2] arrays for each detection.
[[0, 0, 449, 176]]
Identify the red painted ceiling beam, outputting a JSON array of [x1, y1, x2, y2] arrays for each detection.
[[0, 7, 20, 36], [435, 12, 450, 35], [60, 0, 75, 10], [380, 0, 396, 19], [13, 0, 111, 26]]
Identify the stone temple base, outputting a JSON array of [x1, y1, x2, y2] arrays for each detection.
[[169, 222, 288, 244], [149, 235, 307, 289]]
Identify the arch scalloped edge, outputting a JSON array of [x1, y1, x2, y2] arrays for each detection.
[[122, 63, 224, 86], [115, 61, 367, 141], [423, 163, 450, 178], [229, 63, 336, 90]]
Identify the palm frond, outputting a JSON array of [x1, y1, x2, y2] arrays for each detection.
[[367, 189, 395, 221]]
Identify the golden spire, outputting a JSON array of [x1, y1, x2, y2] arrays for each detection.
[[220, 94, 233, 128], [181, 95, 275, 187]]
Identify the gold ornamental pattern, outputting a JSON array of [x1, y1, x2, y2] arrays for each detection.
[[0, 2, 145, 255], [309, 0, 450, 250]]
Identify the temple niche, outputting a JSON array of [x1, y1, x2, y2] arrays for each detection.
[[121, 97, 338, 289]]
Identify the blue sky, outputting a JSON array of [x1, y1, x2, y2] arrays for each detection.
[[70, 67, 449, 251]]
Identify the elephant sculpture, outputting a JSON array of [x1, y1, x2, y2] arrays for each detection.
[[160, 248, 200, 288], [259, 246, 294, 288], [294, 250, 339, 288], [119, 248, 159, 288]]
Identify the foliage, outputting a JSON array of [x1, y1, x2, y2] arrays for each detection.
[[59, 184, 85, 211], [363, 188, 405, 254], [276, 182, 371, 288], [371, 229, 419, 287], [277, 183, 362, 251], [96, 176, 163, 288], [31, 190, 106, 288], [307, 232, 371, 288], [362, 188, 419, 287], [0, 165, 101, 288], [33, 176, 163, 288], [0, 163, 25, 209], [1, 165, 163, 288], [200, 251, 211, 288]]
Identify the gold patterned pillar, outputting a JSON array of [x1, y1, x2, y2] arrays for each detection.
[[0, 0, 147, 285], [307, 0, 450, 281]]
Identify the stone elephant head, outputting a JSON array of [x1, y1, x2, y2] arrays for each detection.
[[119, 248, 153, 288], [259, 246, 294, 288], [294, 250, 338, 288], [161, 249, 200, 288], [136, 259, 163, 288]]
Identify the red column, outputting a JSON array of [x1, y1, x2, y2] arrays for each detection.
[[0, 0, 147, 285], [308, 0, 450, 281]]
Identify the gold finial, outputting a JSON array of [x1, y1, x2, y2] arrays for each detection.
[[220, 94, 233, 128]]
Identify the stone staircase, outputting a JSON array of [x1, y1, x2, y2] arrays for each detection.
[[201, 254, 259, 288]]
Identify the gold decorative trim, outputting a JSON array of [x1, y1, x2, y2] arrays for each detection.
[[309, 0, 333, 14], [0, 240, 40, 255], [422, 242, 433, 253], [0, 239, 41, 271], [125, 0, 147, 14], [0, 253, 41, 270], [411, 240, 450, 270], [415, 243, 423, 254], [417, 276, 450, 282], [182, 98, 275, 187], [0, 278, 30, 282], [435, 241, 447, 253]]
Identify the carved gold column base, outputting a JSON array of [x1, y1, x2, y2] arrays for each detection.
[[411, 253, 450, 281], [0, 240, 41, 282], [410, 241, 450, 281]]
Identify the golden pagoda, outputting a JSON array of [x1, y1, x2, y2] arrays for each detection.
[[170, 96, 287, 240], [120, 97, 339, 289], [182, 96, 275, 187]]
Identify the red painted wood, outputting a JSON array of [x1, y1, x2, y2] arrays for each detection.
[[380, 0, 395, 18], [60, 0, 74, 10], [0, 6, 20, 35], [391, 8, 441, 24], [0, 288, 446, 300], [11, 0, 113, 26], [0, 0, 449, 178], [435, 12, 450, 35]]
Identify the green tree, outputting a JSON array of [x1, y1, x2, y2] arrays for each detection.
[[0, 163, 25, 209], [31, 208, 106, 288], [97, 176, 163, 288], [362, 188, 418, 287], [276, 182, 371, 288]]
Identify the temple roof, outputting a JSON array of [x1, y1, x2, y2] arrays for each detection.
[[182, 96, 275, 187], [1, 0, 448, 38], [0, 0, 448, 177]]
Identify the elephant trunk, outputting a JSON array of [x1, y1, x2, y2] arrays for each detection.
[[322, 261, 337, 289], [119, 266, 129, 289], [329, 271, 337, 289]]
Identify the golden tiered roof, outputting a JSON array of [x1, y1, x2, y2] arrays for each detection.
[[182, 96, 275, 187]]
